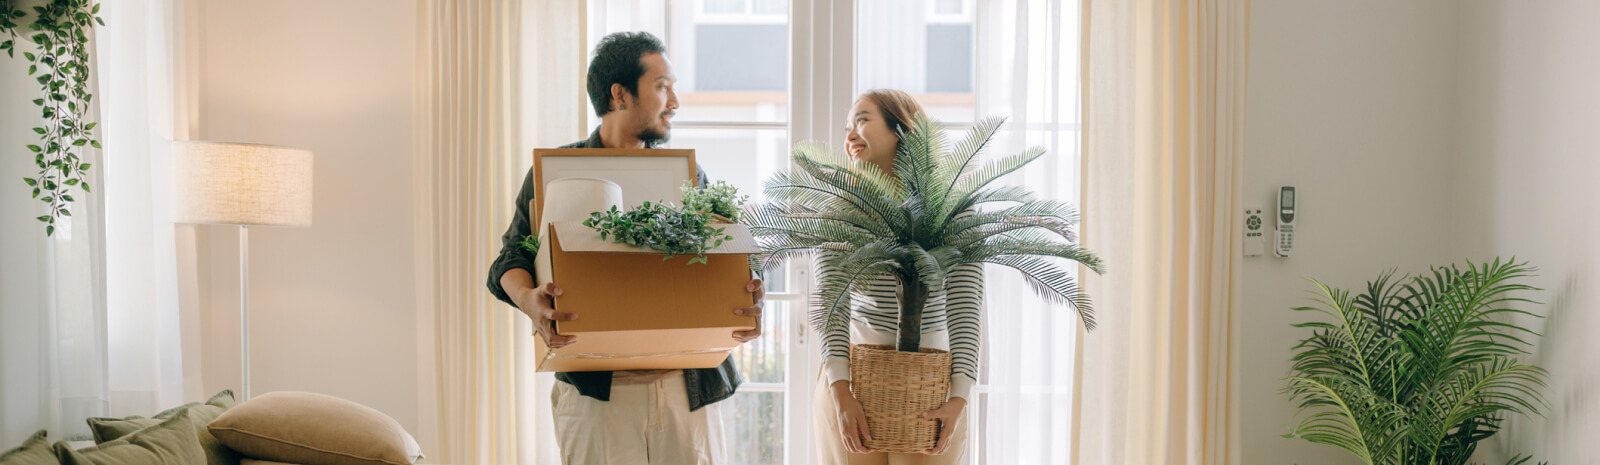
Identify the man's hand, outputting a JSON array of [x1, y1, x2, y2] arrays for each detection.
[[920, 396, 967, 455], [831, 380, 873, 454], [514, 282, 579, 348], [733, 278, 764, 343]]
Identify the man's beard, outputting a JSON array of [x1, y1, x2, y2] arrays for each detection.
[[636, 111, 672, 146], [638, 125, 669, 146]]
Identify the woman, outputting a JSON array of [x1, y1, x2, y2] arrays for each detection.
[[812, 89, 983, 464]]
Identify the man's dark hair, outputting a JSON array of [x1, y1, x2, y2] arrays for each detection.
[[587, 32, 667, 118]]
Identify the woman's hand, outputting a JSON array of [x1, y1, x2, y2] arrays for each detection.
[[921, 397, 967, 455], [830, 380, 873, 454]]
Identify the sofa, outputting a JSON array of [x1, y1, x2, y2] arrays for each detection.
[[0, 390, 423, 465]]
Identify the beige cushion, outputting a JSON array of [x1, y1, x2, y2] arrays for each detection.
[[208, 392, 421, 465], [86, 390, 240, 465], [240, 461, 302, 465], [0, 430, 56, 465], [56, 410, 206, 465]]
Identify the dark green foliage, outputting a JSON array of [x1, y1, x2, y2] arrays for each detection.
[[1285, 258, 1548, 465]]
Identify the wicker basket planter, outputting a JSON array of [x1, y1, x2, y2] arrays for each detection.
[[849, 343, 952, 453]]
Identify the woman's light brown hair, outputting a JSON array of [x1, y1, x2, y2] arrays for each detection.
[[859, 89, 926, 138]]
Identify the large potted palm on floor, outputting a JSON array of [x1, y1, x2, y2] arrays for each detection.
[[1286, 258, 1548, 465], [747, 115, 1104, 452]]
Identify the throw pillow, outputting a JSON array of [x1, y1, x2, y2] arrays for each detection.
[[208, 392, 421, 465], [56, 410, 205, 465], [86, 390, 240, 465], [0, 430, 56, 465]]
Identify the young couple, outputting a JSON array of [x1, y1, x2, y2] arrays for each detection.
[[488, 31, 980, 465]]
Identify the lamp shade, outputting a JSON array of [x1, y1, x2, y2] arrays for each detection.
[[172, 141, 313, 226]]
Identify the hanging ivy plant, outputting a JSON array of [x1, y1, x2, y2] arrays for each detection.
[[1, 0, 103, 236]]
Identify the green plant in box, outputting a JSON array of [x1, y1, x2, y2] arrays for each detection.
[[682, 179, 748, 223], [582, 201, 734, 265]]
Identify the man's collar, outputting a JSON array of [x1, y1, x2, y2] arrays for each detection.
[[582, 127, 605, 148]]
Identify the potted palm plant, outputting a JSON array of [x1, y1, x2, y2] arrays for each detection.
[[747, 115, 1104, 452], [1285, 258, 1548, 465]]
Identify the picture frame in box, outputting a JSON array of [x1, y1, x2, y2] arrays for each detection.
[[532, 148, 697, 226]]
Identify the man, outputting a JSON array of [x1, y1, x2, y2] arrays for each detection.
[[486, 32, 763, 464]]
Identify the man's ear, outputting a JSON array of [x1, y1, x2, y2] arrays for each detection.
[[610, 83, 628, 111]]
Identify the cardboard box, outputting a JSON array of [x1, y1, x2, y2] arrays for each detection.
[[531, 221, 760, 372]]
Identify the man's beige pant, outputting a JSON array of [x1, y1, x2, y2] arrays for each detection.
[[812, 367, 970, 465], [552, 373, 726, 464]]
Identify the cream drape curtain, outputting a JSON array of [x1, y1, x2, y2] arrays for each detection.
[[415, 1, 529, 464], [1073, 0, 1248, 464], [418, 1, 587, 462]]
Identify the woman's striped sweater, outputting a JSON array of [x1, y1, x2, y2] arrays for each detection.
[[818, 262, 984, 401]]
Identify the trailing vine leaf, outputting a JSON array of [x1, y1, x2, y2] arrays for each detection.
[[1, 0, 104, 236]]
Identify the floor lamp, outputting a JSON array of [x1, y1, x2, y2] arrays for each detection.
[[173, 141, 313, 401]]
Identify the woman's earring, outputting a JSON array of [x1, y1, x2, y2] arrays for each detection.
[[619, 103, 626, 110]]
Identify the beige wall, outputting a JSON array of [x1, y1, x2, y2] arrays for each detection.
[[1242, 0, 1460, 463], [192, 0, 432, 455], [1454, 1, 1600, 462]]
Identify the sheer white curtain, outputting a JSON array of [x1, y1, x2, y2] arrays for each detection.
[[857, 0, 928, 93], [0, 0, 204, 445], [971, 1, 1083, 463], [518, 1, 587, 464], [98, 0, 206, 418], [0, 11, 108, 444]]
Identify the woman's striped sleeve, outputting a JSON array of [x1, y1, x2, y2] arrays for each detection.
[[944, 263, 984, 400]]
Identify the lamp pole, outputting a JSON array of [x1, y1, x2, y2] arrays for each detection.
[[240, 224, 250, 401]]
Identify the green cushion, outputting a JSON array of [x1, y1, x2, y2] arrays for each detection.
[[56, 410, 204, 465], [0, 430, 56, 465], [86, 390, 240, 465], [86, 417, 156, 445]]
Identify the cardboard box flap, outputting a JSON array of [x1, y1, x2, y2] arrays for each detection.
[[551, 221, 761, 255]]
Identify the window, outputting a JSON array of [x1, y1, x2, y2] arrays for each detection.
[[582, 1, 1080, 463]]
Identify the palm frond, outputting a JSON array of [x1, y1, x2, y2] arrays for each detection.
[[982, 254, 1095, 330], [949, 145, 1047, 207], [894, 115, 954, 226], [936, 116, 1007, 196], [811, 249, 900, 334], [793, 145, 910, 231], [764, 164, 902, 237]]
